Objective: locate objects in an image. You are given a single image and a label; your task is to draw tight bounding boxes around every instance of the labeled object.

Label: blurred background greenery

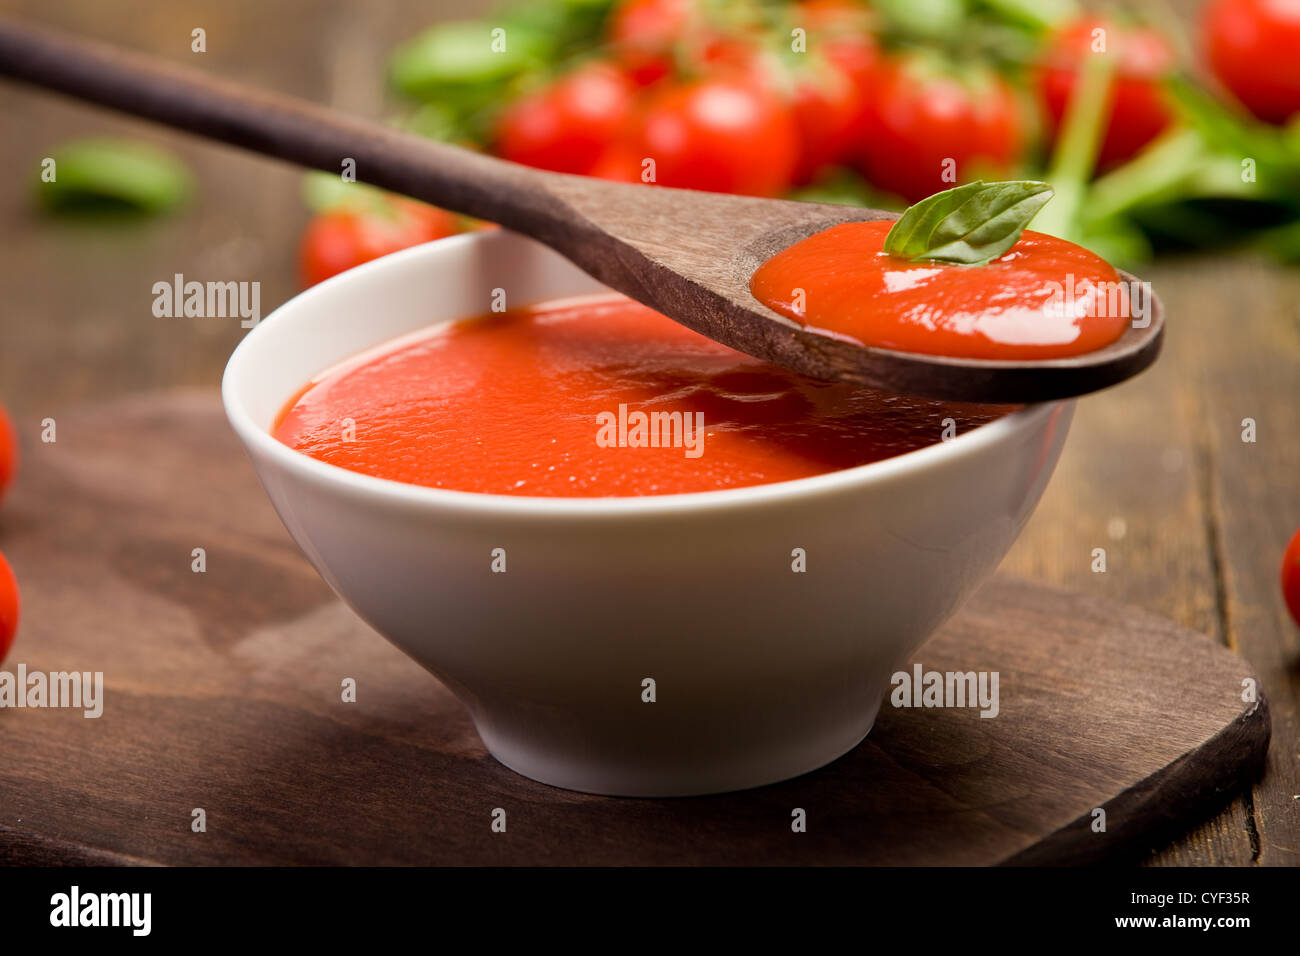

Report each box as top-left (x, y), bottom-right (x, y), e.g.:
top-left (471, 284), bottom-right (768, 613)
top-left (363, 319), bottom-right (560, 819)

top-left (22, 0), bottom-right (1300, 279)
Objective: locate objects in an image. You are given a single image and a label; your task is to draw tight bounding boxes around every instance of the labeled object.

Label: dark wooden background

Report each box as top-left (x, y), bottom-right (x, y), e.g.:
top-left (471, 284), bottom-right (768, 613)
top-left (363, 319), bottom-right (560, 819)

top-left (0, 0), bottom-right (1295, 865)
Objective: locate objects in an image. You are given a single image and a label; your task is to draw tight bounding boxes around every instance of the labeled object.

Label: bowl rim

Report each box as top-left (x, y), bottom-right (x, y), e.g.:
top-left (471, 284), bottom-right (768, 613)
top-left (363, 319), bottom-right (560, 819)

top-left (222, 231), bottom-right (1064, 518)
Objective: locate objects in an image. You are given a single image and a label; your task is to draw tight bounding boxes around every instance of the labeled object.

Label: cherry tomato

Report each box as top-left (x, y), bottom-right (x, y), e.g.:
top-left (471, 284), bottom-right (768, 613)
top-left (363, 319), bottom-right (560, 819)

top-left (790, 59), bottom-right (862, 183)
top-left (493, 62), bottom-right (636, 175)
top-left (802, 0), bottom-right (880, 164)
top-left (1037, 17), bottom-right (1176, 170)
top-left (1283, 526), bottom-right (1300, 630)
top-left (0, 404), bottom-right (16, 504)
top-left (857, 53), bottom-right (1025, 204)
top-left (1202, 0), bottom-right (1300, 125)
top-left (299, 198), bottom-right (459, 287)
top-left (0, 551), bottom-right (17, 666)
top-left (633, 75), bottom-right (799, 195)
top-left (589, 144), bottom-right (646, 183)
top-left (607, 0), bottom-right (695, 86)
top-left (697, 31), bottom-right (771, 77)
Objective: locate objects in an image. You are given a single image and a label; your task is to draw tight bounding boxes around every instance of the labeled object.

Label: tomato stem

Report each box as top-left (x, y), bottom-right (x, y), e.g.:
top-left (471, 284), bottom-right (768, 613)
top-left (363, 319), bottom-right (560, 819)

top-left (1034, 43), bottom-right (1114, 240)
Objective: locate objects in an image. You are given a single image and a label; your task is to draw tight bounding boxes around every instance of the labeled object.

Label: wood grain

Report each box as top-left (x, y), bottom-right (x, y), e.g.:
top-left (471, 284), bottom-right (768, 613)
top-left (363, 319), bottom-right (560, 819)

top-left (0, 393), bottom-right (1270, 865)
top-left (0, 14), bottom-right (1163, 403)
top-left (1001, 255), bottom-right (1300, 866)
top-left (1180, 258), bottom-right (1300, 866)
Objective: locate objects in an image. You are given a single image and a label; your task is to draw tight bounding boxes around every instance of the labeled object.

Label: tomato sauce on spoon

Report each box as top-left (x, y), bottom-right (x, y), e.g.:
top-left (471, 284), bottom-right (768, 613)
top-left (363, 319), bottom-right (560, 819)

top-left (750, 220), bottom-right (1130, 360)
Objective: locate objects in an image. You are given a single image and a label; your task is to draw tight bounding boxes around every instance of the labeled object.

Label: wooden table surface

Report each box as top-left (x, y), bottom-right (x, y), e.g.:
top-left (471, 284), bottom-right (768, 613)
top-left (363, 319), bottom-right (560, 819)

top-left (0, 0), bottom-right (1296, 866)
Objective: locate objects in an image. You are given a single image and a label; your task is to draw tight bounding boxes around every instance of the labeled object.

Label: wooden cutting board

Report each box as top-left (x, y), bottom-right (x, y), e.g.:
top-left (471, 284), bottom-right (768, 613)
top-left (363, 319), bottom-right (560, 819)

top-left (0, 391), bottom-right (1270, 865)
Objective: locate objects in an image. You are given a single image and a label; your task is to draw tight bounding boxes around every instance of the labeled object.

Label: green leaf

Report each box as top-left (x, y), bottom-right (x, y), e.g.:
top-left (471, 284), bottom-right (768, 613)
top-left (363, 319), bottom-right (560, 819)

top-left (398, 103), bottom-right (469, 143)
top-left (788, 168), bottom-right (888, 208)
top-left (1252, 217), bottom-right (1300, 263)
top-left (874, 0), bottom-right (967, 45)
top-left (973, 0), bottom-right (1077, 32)
top-left (388, 20), bottom-right (549, 100)
top-left (300, 171), bottom-right (393, 215)
top-left (883, 181), bottom-right (1055, 266)
top-left (1075, 216), bottom-right (1151, 269)
top-left (1032, 47), bottom-right (1114, 242)
top-left (35, 139), bottom-right (192, 216)
top-left (1164, 73), bottom-right (1286, 166)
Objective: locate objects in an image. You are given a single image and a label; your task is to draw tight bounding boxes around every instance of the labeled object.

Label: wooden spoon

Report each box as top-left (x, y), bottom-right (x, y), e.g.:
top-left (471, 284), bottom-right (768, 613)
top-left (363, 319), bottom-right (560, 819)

top-left (0, 17), bottom-right (1163, 403)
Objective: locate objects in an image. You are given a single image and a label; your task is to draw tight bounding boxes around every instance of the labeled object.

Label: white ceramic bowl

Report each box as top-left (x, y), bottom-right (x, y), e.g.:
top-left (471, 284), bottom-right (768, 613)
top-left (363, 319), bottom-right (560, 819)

top-left (223, 230), bottom-right (1073, 796)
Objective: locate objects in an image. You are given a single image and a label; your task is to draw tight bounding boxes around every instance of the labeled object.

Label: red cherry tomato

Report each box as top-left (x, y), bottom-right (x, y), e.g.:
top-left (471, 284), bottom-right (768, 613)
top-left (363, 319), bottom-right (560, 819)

top-left (493, 62), bottom-right (636, 175)
top-left (825, 38), bottom-right (880, 157)
top-left (607, 0), bottom-right (695, 86)
top-left (0, 551), bottom-right (17, 666)
top-left (589, 144), bottom-right (646, 183)
top-left (299, 199), bottom-right (458, 287)
top-left (1037, 17), bottom-right (1176, 170)
top-left (696, 29), bottom-right (773, 77)
top-left (0, 404), bottom-right (16, 504)
top-left (1283, 526), bottom-right (1300, 630)
top-left (633, 76), bottom-right (799, 195)
top-left (857, 53), bottom-right (1024, 204)
top-left (802, 0), bottom-right (880, 164)
top-left (790, 59), bottom-right (862, 183)
top-left (798, 0), bottom-right (866, 28)
top-left (1202, 0), bottom-right (1300, 125)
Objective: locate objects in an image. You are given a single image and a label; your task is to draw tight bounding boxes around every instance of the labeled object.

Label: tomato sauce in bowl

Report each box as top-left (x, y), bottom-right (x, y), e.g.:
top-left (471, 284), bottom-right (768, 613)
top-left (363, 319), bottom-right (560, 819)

top-left (274, 292), bottom-right (1010, 497)
top-left (226, 229), bottom-right (1076, 795)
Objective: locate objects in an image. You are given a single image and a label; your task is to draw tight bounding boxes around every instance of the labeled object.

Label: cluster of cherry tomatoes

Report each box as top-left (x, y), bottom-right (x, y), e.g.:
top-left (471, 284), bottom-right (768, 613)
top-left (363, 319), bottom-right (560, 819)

top-left (491, 0), bottom-right (1300, 194)
top-left (494, 0), bottom-right (1024, 200)
top-left (297, 0), bottom-right (1300, 287)
top-left (0, 405), bottom-right (18, 665)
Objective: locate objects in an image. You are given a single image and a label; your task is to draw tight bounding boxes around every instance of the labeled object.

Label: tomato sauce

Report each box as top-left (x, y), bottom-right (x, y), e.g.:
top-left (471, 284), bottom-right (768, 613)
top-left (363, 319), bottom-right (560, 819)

top-left (750, 221), bottom-right (1130, 360)
top-left (274, 293), bottom-right (1009, 497)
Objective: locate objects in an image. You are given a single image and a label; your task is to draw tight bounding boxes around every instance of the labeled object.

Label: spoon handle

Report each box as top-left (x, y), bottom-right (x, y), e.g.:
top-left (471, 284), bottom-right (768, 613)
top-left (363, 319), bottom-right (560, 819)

top-left (0, 16), bottom-right (570, 234)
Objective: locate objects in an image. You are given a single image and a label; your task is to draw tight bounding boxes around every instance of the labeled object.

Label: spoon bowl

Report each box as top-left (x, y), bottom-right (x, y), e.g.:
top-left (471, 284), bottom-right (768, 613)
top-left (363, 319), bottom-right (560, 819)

top-left (538, 178), bottom-right (1164, 401)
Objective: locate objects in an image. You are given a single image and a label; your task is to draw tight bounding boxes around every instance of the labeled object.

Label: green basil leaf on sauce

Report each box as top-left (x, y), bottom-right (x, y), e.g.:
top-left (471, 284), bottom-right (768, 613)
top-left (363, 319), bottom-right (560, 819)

top-left (883, 180), bottom-right (1055, 266)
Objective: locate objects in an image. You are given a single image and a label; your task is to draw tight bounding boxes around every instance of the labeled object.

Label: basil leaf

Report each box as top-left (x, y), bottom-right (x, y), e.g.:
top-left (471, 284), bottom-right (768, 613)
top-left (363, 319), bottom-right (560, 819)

top-left (977, 0), bottom-right (1077, 31)
top-left (301, 171), bottom-right (394, 216)
top-left (35, 139), bottom-right (192, 216)
top-left (883, 180), bottom-right (1055, 266)
top-left (389, 20), bottom-right (549, 99)
top-left (875, 0), bottom-right (967, 45)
